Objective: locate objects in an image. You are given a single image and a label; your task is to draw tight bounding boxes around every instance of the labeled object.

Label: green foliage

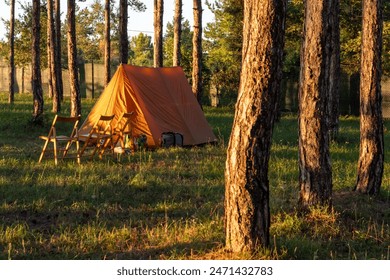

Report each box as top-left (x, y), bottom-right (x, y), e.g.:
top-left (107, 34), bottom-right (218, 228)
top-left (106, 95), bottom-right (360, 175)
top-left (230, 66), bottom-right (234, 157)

top-left (76, 1), bottom-right (105, 62)
top-left (163, 20), bottom-right (193, 75)
top-left (283, 0), bottom-right (303, 77)
top-left (129, 33), bottom-right (153, 66)
top-left (204, 0), bottom-right (243, 98)
top-left (0, 2), bottom-right (48, 67)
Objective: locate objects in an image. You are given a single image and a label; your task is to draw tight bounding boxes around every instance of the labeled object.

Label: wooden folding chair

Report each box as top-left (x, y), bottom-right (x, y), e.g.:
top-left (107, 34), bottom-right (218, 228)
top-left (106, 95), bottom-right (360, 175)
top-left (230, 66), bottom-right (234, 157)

top-left (112, 112), bottom-right (135, 154)
top-left (78, 114), bottom-right (115, 159)
top-left (38, 115), bottom-right (81, 165)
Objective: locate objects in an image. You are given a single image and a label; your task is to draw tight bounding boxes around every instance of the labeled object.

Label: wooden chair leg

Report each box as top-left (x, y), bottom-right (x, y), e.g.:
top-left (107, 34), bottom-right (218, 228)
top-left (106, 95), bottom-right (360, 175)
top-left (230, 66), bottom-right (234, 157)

top-left (38, 139), bottom-right (50, 163)
top-left (63, 140), bottom-right (73, 158)
top-left (76, 140), bottom-right (80, 164)
top-left (53, 140), bottom-right (58, 165)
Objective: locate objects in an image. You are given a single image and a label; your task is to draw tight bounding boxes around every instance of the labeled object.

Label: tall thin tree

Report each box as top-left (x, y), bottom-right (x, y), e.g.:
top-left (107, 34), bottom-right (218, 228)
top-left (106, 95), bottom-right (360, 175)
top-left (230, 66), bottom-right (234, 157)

top-left (298, 0), bottom-right (334, 208)
top-left (192, 0), bottom-right (202, 105)
top-left (8, 0), bottom-right (15, 104)
top-left (355, 0), bottom-right (384, 195)
top-left (32, 0), bottom-right (44, 119)
top-left (104, 0), bottom-right (111, 87)
top-left (173, 0), bottom-right (182, 66)
top-left (119, 0), bottom-right (128, 64)
top-left (67, 0), bottom-right (81, 117)
top-left (54, 0), bottom-right (64, 101)
top-left (225, 0), bottom-right (287, 252)
top-left (48, 0), bottom-right (61, 112)
top-left (154, 0), bottom-right (164, 67)
top-left (328, 1), bottom-right (341, 138)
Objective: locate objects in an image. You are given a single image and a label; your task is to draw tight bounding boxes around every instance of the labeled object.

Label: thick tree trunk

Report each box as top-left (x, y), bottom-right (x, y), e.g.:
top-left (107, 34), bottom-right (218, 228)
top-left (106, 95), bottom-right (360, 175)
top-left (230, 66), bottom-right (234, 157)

top-left (32, 0), bottom-right (44, 119)
top-left (225, 0), bottom-right (286, 252)
top-left (328, 1), bottom-right (341, 139)
top-left (119, 0), bottom-right (128, 64)
top-left (154, 0), bottom-right (164, 67)
top-left (104, 0), bottom-right (111, 87)
top-left (355, 0), bottom-right (384, 195)
top-left (54, 0), bottom-right (63, 101)
top-left (67, 0), bottom-right (81, 117)
top-left (192, 0), bottom-right (202, 105)
top-left (298, 1), bottom-right (333, 208)
top-left (8, 0), bottom-right (15, 104)
top-left (48, 0), bottom-right (61, 113)
top-left (173, 0), bottom-right (182, 66)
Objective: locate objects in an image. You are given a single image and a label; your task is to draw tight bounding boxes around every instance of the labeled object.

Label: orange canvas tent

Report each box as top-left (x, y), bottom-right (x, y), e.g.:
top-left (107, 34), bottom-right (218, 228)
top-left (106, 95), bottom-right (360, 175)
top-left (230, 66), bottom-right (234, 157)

top-left (79, 64), bottom-right (217, 148)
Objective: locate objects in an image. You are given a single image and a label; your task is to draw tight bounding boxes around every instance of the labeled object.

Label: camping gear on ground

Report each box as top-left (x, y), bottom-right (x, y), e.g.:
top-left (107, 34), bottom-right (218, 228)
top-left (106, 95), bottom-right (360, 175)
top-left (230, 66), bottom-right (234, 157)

top-left (161, 132), bottom-right (184, 147)
top-left (78, 64), bottom-right (217, 148)
top-left (38, 115), bottom-right (81, 165)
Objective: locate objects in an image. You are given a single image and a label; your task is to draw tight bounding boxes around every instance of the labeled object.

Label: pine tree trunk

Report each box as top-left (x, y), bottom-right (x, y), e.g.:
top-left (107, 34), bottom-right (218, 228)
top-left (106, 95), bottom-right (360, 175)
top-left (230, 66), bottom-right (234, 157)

top-left (328, 1), bottom-right (341, 139)
top-left (173, 0), bottom-right (182, 66)
top-left (47, 30), bottom-right (53, 100)
top-left (355, 0), bottom-right (384, 195)
top-left (67, 0), bottom-right (81, 117)
top-left (225, 0), bottom-right (286, 252)
top-left (154, 0), bottom-right (164, 67)
top-left (48, 0), bottom-right (61, 113)
top-left (104, 0), bottom-right (111, 87)
top-left (192, 0), bottom-right (202, 105)
top-left (298, 1), bottom-right (333, 208)
top-left (54, 0), bottom-right (63, 101)
top-left (8, 0), bottom-right (15, 104)
top-left (119, 0), bottom-right (128, 64)
top-left (32, 0), bottom-right (44, 119)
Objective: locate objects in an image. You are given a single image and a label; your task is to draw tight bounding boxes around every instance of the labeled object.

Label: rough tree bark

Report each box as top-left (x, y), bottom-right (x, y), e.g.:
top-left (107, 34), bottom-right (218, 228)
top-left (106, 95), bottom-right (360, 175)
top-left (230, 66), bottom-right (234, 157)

top-left (355, 0), bottom-right (384, 195)
top-left (154, 0), bottom-right (164, 67)
top-left (119, 0), bottom-right (128, 64)
top-left (48, 0), bottom-right (61, 113)
top-left (192, 0), bottom-right (202, 105)
top-left (54, 0), bottom-right (64, 101)
top-left (104, 0), bottom-right (111, 87)
top-left (32, 0), bottom-right (44, 119)
top-left (173, 0), bottom-right (182, 66)
top-left (8, 0), bottom-right (15, 104)
top-left (67, 0), bottom-right (81, 117)
top-left (225, 0), bottom-right (286, 252)
top-left (298, 1), bottom-right (334, 208)
top-left (328, 1), bottom-right (341, 139)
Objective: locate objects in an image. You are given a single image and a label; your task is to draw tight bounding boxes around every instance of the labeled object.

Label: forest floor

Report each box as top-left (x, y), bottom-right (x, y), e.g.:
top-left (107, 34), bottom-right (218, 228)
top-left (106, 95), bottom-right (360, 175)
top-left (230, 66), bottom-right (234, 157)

top-left (0, 93), bottom-right (389, 259)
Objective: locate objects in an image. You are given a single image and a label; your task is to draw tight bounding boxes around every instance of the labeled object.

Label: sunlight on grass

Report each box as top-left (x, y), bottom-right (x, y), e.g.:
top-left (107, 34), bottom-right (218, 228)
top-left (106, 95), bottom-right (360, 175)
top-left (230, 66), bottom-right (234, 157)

top-left (0, 93), bottom-right (389, 259)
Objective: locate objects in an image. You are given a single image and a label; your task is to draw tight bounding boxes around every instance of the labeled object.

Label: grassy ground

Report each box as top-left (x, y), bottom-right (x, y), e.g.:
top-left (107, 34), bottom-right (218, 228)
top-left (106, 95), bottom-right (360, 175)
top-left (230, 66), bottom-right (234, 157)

top-left (0, 93), bottom-right (389, 260)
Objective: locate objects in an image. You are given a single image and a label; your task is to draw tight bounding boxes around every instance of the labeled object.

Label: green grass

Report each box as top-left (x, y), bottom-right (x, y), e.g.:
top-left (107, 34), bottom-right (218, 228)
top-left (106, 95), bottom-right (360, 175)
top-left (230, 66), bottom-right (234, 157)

top-left (0, 92), bottom-right (389, 259)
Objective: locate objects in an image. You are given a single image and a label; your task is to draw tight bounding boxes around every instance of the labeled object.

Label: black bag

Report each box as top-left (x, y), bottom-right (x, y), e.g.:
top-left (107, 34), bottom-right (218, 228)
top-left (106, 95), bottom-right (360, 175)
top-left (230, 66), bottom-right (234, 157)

top-left (161, 132), bottom-right (183, 147)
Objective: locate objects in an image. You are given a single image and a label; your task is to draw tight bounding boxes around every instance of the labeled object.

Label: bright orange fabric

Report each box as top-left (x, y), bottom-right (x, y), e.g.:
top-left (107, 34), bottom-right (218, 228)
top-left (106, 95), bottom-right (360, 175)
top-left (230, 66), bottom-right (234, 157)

top-left (79, 64), bottom-right (217, 147)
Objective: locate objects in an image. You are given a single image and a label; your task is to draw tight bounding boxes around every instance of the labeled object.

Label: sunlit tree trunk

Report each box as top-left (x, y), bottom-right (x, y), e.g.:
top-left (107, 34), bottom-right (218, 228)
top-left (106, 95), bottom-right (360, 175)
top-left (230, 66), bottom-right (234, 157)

top-left (192, 0), bottom-right (202, 105)
top-left (47, 26), bottom-right (53, 100)
top-left (154, 0), bottom-right (164, 67)
top-left (225, 0), bottom-right (287, 252)
top-left (54, 0), bottom-right (63, 101)
top-left (104, 0), bottom-right (111, 87)
top-left (119, 0), bottom-right (128, 64)
top-left (355, 0), bottom-right (384, 195)
top-left (48, 0), bottom-right (61, 113)
top-left (298, 1), bottom-right (334, 208)
top-left (173, 0), bottom-right (182, 66)
top-left (67, 0), bottom-right (81, 117)
top-left (32, 0), bottom-right (44, 119)
top-left (328, 0), bottom-right (340, 139)
top-left (8, 0), bottom-right (15, 104)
